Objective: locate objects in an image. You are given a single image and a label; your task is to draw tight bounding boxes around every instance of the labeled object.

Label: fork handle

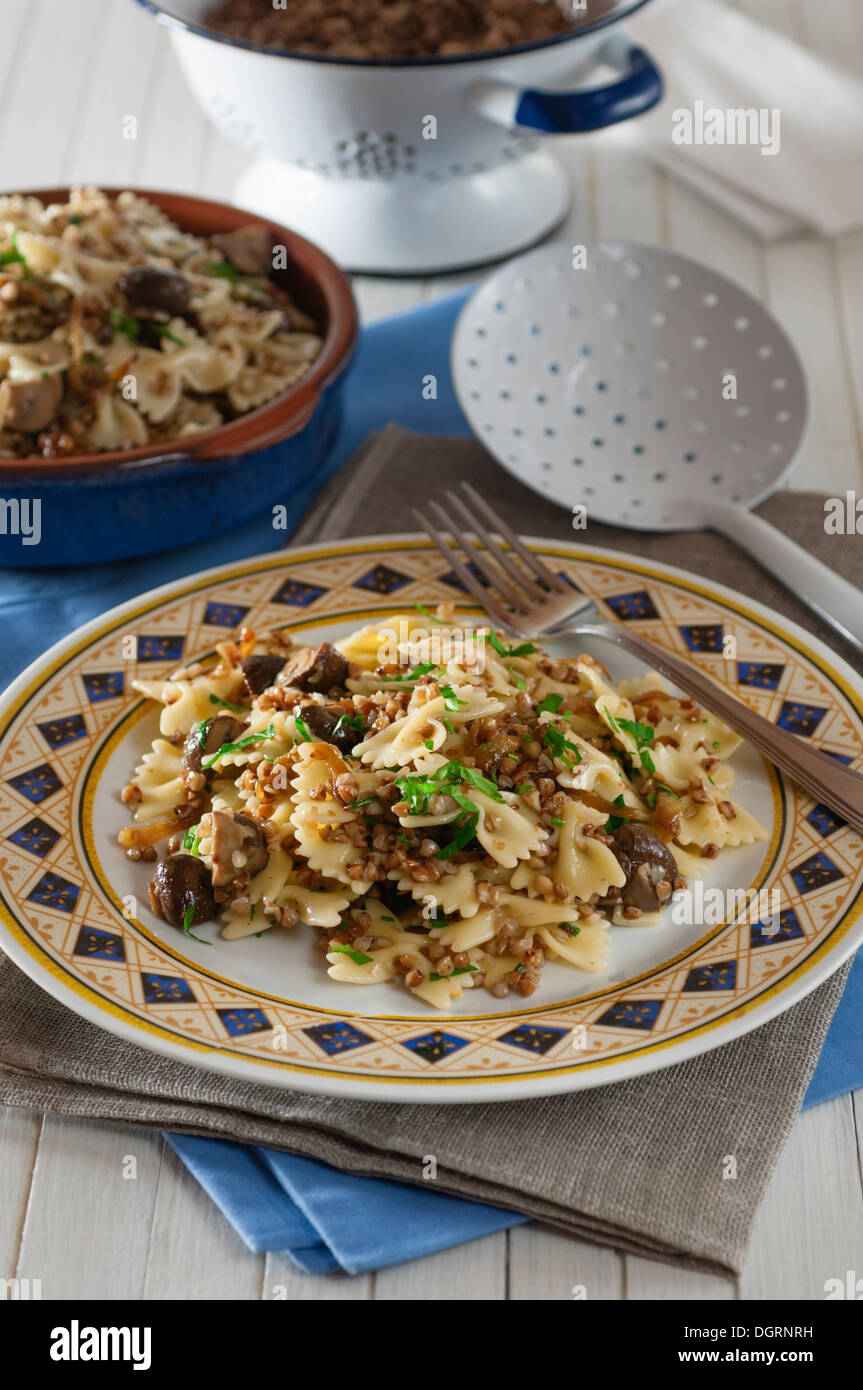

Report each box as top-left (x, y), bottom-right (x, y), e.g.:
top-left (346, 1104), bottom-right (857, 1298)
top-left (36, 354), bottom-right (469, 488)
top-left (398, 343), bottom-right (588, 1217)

top-left (576, 622), bottom-right (863, 834)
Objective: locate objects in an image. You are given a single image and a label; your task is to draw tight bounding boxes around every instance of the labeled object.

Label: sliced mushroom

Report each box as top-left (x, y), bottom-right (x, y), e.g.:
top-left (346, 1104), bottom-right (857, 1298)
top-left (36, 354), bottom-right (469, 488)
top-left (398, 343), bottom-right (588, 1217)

top-left (278, 642), bottom-right (349, 694)
top-left (181, 714), bottom-right (245, 777)
top-left (608, 823), bottom-right (680, 912)
top-left (241, 653), bottom-right (287, 697)
top-left (0, 372), bottom-right (63, 433)
top-left (210, 809), bottom-right (268, 888)
top-left (300, 702), bottom-right (363, 755)
top-left (118, 265), bottom-right (191, 317)
top-left (148, 853), bottom-right (216, 929)
top-left (211, 223), bottom-right (276, 277)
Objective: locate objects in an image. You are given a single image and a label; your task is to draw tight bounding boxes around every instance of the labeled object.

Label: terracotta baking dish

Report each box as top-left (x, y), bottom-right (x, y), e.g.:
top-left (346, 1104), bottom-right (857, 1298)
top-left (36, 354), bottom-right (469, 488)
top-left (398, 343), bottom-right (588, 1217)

top-left (0, 188), bottom-right (358, 564)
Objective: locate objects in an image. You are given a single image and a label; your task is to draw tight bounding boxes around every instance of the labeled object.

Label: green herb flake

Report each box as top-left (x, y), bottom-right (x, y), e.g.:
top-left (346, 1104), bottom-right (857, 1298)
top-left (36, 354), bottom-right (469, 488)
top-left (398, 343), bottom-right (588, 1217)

top-left (560, 922), bottom-right (581, 937)
top-left (332, 713), bottom-right (365, 742)
top-left (329, 943), bottom-right (373, 966)
top-left (68, 212), bottom-right (83, 225)
top-left (109, 307), bottom-right (139, 340)
top-left (484, 631), bottom-right (536, 659)
top-left (508, 667), bottom-right (527, 691)
top-left (543, 725), bottom-right (582, 766)
top-left (515, 784), bottom-right (533, 795)
top-left (550, 816), bottom-right (565, 827)
top-left (712, 740), bottom-right (720, 750)
top-left (439, 685), bottom-right (468, 713)
top-left (294, 716), bottom-right (312, 744)
top-left (443, 717), bottom-right (454, 736)
top-left (391, 662), bottom-right (437, 684)
top-left (208, 259), bottom-right (239, 281)
top-left (639, 748), bottom-right (656, 776)
top-left (181, 903), bottom-right (210, 946)
top-left (202, 722), bottom-right (276, 769)
top-left (603, 793), bottom-right (628, 833)
top-left (537, 693), bottom-right (563, 716)
top-left (429, 965), bottom-right (477, 982)
top-left (424, 739), bottom-right (434, 750)
top-left (209, 693), bottom-right (245, 714)
top-left (0, 232), bottom-right (27, 268)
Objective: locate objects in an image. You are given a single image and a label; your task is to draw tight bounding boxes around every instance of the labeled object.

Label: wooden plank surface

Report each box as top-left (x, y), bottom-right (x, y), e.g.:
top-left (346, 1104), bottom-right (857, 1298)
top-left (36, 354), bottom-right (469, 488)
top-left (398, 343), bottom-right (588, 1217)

top-left (0, 0), bottom-right (861, 1300)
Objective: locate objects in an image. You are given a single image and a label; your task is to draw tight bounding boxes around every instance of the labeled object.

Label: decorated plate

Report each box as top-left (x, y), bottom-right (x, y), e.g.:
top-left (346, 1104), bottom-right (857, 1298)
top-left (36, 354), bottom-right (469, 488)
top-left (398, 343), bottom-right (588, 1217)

top-left (0, 536), bottom-right (860, 1102)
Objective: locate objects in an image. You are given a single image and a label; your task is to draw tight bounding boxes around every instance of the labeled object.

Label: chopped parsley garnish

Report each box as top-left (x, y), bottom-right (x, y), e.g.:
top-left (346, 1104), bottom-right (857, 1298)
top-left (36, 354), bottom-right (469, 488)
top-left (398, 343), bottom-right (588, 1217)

top-left (68, 212), bottom-right (83, 225)
top-left (712, 740), bottom-right (720, 750)
top-left (294, 716), bottom-right (312, 743)
top-left (550, 816), bottom-right (565, 827)
top-left (380, 915), bottom-right (395, 923)
top-left (332, 713), bottom-right (365, 742)
top-left (390, 663), bottom-right (437, 683)
top-left (329, 943), bottom-right (373, 966)
top-left (202, 722), bottom-right (276, 769)
top-left (436, 814), bottom-right (479, 861)
top-left (514, 962), bottom-right (525, 973)
top-left (413, 602), bottom-right (440, 622)
top-left (0, 232), bottom-right (27, 268)
top-left (439, 685), bottom-right (468, 712)
top-left (515, 784), bottom-right (533, 794)
top-left (429, 965), bottom-right (477, 982)
top-left (655, 783), bottom-right (681, 799)
top-left (559, 922), bottom-right (581, 937)
top-left (639, 748), bottom-right (656, 776)
top-left (543, 725), bottom-right (582, 766)
top-left (616, 715), bottom-right (655, 746)
top-left (603, 793), bottom-right (628, 833)
top-left (109, 308), bottom-right (139, 340)
top-left (154, 323), bottom-right (183, 346)
top-left (182, 903), bottom-right (210, 945)
top-left (196, 719), bottom-right (209, 749)
top-left (537, 693), bottom-right (563, 716)
top-left (424, 739), bottom-right (434, 750)
top-left (208, 259), bottom-right (239, 281)
top-left (508, 666), bottom-right (527, 691)
top-left (443, 717), bottom-right (454, 736)
top-left (484, 631), bottom-right (536, 659)
top-left (349, 793), bottom-right (377, 810)
top-left (182, 826), bottom-right (201, 855)
top-left (209, 694), bottom-right (245, 713)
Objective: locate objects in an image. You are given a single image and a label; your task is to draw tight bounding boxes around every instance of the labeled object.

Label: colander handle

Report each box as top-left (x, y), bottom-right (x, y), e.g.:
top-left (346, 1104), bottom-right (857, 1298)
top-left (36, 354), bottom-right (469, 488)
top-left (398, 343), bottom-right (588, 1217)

top-left (474, 35), bottom-right (663, 135)
top-left (709, 502), bottom-right (863, 657)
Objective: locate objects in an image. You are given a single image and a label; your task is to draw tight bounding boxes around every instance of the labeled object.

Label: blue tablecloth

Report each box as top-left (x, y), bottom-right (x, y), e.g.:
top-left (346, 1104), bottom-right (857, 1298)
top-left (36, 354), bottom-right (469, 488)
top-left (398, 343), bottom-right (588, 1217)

top-left (1, 291), bottom-right (859, 1274)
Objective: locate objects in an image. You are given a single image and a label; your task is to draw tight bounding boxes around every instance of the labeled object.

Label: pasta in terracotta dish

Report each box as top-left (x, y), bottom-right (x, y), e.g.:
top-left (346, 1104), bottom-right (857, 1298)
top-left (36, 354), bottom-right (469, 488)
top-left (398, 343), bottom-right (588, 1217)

top-left (0, 187), bottom-right (321, 458)
top-left (120, 607), bottom-right (766, 1009)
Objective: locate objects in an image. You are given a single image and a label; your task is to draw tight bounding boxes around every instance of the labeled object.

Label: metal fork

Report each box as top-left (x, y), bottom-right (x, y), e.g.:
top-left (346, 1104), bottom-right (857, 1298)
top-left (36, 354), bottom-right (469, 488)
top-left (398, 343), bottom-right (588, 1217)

top-left (414, 482), bottom-right (863, 835)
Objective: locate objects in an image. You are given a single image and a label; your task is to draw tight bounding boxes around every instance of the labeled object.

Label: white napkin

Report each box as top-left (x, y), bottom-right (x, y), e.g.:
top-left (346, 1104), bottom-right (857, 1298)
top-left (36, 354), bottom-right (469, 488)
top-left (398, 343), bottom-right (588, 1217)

top-left (616, 0), bottom-right (863, 238)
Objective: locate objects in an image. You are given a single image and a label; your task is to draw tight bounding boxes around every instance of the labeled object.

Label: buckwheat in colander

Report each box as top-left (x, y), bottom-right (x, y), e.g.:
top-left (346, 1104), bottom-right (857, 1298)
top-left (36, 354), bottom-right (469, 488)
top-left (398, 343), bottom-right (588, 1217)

top-left (137, 0), bottom-right (662, 273)
top-left (452, 240), bottom-right (863, 653)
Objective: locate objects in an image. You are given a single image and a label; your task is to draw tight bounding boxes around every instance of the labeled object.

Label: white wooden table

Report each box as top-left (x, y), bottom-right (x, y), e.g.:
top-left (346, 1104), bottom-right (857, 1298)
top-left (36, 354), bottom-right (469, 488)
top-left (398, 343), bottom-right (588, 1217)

top-left (1, 0), bottom-right (862, 1301)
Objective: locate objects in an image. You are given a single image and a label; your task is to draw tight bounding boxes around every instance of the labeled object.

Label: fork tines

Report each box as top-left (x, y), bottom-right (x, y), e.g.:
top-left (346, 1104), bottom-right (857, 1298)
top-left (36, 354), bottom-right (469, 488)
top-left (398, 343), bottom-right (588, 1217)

top-left (413, 483), bottom-right (569, 631)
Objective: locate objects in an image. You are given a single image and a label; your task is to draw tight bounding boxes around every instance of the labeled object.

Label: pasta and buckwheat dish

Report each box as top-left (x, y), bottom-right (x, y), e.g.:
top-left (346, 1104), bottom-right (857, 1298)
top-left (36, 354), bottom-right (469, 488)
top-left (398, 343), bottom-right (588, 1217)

top-left (120, 607), bottom-right (766, 1009)
top-left (0, 188), bottom-right (321, 458)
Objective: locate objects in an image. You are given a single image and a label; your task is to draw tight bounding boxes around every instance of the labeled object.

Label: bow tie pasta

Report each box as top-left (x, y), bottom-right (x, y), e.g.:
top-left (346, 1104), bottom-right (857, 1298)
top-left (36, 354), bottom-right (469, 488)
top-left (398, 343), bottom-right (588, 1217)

top-left (119, 609), bottom-right (766, 1009)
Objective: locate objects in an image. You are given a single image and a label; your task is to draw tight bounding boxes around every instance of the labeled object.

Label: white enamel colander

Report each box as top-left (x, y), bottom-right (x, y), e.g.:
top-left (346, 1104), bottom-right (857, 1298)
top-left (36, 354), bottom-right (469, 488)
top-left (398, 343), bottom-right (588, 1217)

top-left (136, 0), bottom-right (662, 273)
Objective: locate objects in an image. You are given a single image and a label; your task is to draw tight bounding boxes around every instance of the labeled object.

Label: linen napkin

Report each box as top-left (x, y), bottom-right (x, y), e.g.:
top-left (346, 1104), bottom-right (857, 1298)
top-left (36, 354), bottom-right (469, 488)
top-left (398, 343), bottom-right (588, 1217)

top-left (0, 420), bottom-right (859, 1276)
top-left (621, 0), bottom-right (863, 238)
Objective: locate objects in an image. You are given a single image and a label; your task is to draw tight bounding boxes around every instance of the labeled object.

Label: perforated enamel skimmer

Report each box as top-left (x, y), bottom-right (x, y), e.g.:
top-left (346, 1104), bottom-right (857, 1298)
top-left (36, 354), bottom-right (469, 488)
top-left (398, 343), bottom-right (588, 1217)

top-left (452, 240), bottom-right (863, 653)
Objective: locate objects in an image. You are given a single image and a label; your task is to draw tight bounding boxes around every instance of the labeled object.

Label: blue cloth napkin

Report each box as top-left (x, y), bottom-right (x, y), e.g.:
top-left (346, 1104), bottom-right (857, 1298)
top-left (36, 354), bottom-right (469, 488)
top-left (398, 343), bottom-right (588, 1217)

top-left (1, 292), bottom-right (858, 1275)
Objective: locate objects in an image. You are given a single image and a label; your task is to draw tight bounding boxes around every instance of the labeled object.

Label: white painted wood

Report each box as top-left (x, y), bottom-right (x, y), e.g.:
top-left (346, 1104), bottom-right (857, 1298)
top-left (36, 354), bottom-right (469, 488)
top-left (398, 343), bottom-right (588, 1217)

top-left (374, 1229), bottom-right (507, 1299)
top-left (510, 1224), bottom-right (624, 1300)
top-left (264, 1253), bottom-right (373, 1301)
top-left (0, 1108), bottom-right (41, 1279)
top-left (626, 1258), bottom-right (735, 1301)
top-left (142, 1140), bottom-right (263, 1300)
top-left (15, 1116), bottom-right (161, 1300)
top-left (740, 1094), bottom-right (863, 1300)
